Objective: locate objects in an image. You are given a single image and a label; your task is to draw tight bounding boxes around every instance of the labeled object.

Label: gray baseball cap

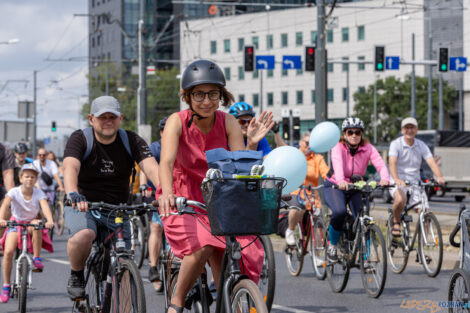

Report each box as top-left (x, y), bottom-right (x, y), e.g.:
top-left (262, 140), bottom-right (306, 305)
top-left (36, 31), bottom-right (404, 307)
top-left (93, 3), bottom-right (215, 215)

top-left (90, 96), bottom-right (121, 117)
top-left (20, 163), bottom-right (40, 175)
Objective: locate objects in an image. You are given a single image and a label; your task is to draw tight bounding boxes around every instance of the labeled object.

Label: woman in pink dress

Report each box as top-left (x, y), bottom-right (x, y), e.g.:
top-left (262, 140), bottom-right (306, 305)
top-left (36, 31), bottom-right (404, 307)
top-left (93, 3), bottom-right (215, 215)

top-left (158, 60), bottom-right (273, 313)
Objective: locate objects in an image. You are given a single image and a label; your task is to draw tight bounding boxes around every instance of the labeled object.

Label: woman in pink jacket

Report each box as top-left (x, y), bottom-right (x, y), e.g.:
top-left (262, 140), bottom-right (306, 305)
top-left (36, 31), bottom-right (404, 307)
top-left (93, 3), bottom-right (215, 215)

top-left (324, 117), bottom-right (389, 262)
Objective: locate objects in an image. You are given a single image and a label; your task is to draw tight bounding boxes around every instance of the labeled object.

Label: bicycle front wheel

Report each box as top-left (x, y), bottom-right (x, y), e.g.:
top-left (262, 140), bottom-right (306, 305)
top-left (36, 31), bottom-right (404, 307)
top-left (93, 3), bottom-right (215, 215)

top-left (448, 269), bottom-right (470, 313)
top-left (231, 279), bottom-right (268, 313)
top-left (418, 212), bottom-right (443, 277)
top-left (110, 258), bottom-right (146, 313)
top-left (285, 223), bottom-right (304, 276)
top-left (360, 224), bottom-right (387, 298)
top-left (326, 235), bottom-right (350, 293)
top-left (131, 218), bottom-right (147, 269)
top-left (310, 216), bottom-right (327, 280)
top-left (18, 257), bottom-right (29, 313)
top-left (386, 215), bottom-right (409, 274)
top-left (258, 235), bottom-right (275, 312)
top-left (54, 199), bottom-right (65, 236)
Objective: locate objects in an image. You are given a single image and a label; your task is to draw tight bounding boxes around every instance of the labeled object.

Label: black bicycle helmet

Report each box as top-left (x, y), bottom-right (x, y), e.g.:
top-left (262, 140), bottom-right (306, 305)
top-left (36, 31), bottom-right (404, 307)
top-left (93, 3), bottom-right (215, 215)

top-left (14, 142), bottom-right (28, 154)
top-left (181, 60), bottom-right (226, 90)
top-left (159, 116), bottom-right (168, 131)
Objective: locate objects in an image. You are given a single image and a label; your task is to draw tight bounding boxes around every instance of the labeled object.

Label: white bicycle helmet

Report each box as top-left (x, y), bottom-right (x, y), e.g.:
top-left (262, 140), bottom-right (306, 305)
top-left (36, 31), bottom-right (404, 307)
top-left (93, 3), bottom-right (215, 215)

top-left (341, 117), bottom-right (364, 132)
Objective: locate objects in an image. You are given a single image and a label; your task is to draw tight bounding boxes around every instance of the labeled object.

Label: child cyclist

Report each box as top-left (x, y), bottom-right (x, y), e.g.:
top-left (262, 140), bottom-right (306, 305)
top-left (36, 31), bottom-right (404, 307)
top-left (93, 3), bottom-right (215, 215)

top-left (0, 163), bottom-right (54, 303)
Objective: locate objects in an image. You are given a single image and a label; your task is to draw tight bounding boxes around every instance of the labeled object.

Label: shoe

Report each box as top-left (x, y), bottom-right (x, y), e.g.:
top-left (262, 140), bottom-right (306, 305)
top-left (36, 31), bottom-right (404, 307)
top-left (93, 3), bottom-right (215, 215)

top-left (0, 285), bottom-right (10, 303)
top-left (285, 229), bottom-right (296, 246)
top-left (153, 281), bottom-right (163, 293)
top-left (315, 257), bottom-right (325, 267)
top-left (67, 273), bottom-right (85, 300)
top-left (209, 281), bottom-right (217, 300)
top-left (33, 257), bottom-right (44, 272)
top-left (148, 265), bottom-right (160, 282)
top-left (327, 245), bottom-right (338, 262)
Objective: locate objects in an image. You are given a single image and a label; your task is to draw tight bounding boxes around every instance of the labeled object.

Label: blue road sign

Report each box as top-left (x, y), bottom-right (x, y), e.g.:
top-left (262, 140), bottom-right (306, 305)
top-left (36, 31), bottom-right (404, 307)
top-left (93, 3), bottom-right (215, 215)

top-left (256, 55), bottom-right (275, 70)
top-left (44, 137), bottom-right (51, 145)
top-left (282, 55), bottom-right (302, 70)
top-left (385, 56), bottom-right (400, 70)
top-left (450, 57), bottom-right (467, 71)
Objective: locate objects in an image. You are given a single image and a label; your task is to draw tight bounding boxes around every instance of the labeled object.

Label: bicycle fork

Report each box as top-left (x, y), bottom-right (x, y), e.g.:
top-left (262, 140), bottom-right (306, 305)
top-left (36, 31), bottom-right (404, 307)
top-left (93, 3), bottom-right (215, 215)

top-left (16, 229), bottom-right (33, 291)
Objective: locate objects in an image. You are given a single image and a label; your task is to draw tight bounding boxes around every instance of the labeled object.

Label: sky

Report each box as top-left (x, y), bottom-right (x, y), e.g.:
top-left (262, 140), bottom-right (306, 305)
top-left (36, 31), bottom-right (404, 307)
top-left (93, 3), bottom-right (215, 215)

top-left (0, 0), bottom-right (88, 142)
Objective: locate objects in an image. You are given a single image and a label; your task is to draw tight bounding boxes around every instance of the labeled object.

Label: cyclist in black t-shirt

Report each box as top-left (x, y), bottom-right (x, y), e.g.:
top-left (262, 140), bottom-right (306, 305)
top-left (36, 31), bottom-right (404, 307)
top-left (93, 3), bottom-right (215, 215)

top-left (62, 96), bottom-right (160, 300)
top-left (0, 142), bottom-right (15, 254)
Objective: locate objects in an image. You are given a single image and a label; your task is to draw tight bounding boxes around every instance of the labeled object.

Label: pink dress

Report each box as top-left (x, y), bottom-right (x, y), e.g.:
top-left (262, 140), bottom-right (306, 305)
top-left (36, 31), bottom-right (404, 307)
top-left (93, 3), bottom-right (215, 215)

top-left (157, 109), bottom-right (263, 282)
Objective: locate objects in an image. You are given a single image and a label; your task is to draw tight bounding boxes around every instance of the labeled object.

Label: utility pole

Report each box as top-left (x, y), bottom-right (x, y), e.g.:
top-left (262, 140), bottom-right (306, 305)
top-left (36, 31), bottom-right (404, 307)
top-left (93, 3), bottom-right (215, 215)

top-left (438, 73), bottom-right (443, 130)
top-left (346, 65), bottom-right (350, 117)
top-left (411, 33), bottom-right (416, 118)
top-left (259, 70), bottom-right (263, 112)
top-left (137, 0), bottom-right (147, 128)
top-left (373, 76), bottom-right (377, 144)
top-left (427, 9), bottom-right (433, 130)
top-left (315, 0), bottom-right (327, 124)
top-left (33, 70), bottom-right (37, 156)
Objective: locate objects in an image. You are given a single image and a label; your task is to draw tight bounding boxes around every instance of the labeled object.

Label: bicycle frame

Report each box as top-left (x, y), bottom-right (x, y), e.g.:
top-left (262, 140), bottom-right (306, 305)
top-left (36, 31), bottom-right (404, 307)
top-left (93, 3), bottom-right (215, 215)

top-left (15, 226), bottom-right (34, 291)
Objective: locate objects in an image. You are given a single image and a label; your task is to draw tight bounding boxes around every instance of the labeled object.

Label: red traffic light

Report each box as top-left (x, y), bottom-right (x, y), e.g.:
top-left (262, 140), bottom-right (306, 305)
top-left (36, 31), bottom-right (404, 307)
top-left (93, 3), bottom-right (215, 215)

top-left (308, 48), bottom-right (314, 55)
top-left (247, 47), bottom-right (253, 54)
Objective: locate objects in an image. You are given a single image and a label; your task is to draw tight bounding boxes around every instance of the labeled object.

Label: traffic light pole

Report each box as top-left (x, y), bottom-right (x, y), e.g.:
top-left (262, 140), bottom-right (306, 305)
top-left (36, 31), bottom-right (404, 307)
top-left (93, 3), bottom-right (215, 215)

top-left (438, 73), bottom-right (443, 130)
top-left (427, 15), bottom-right (433, 130)
top-left (137, 0), bottom-right (147, 129)
top-left (259, 70), bottom-right (263, 112)
top-left (411, 33), bottom-right (416, 118)
top-left (315, 0), bottom-right (326, 124)
top-left (289, 110), bottom-right (294, 146)
top-left (33, 70), bottom-right (37, 157)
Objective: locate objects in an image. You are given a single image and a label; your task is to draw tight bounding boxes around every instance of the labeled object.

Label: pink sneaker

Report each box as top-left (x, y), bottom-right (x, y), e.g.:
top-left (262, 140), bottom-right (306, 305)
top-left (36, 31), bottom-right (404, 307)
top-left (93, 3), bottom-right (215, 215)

top-left (33, 257), bottom-right (44, 272)
top-left (0, 286), bottom-right (10, 303)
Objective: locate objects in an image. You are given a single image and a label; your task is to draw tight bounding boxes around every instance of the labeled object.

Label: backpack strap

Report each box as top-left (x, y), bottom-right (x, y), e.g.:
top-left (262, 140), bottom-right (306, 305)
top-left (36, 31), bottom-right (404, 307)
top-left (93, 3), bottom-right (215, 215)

top-left (82, 127), bottom-right (94, 161)
top-left (118, 129), bottom-right (133, 159)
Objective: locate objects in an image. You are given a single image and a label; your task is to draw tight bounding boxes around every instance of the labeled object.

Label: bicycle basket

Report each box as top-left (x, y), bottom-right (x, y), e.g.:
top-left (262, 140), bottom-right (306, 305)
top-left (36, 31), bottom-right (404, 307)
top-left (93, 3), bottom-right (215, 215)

top-left (201, 177), bottom-right (286, 236)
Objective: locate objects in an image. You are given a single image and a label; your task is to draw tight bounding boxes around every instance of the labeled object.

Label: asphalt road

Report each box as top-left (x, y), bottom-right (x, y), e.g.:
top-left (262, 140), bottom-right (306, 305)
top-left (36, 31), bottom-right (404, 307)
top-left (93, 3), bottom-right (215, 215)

top-left (0, 234), bottom-right (457, 313)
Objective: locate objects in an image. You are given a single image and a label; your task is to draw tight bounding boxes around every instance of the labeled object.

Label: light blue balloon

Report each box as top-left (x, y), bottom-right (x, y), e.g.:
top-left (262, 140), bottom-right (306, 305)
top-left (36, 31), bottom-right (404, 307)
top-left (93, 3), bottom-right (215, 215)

top-left (309, 121), bottom-right (340, 153)
top-left (263, 146), bottom-right (307, 194)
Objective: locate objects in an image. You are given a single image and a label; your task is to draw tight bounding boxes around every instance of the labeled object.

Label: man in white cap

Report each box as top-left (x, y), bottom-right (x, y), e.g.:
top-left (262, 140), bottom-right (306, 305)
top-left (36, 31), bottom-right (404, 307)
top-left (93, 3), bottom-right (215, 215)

top-left (62, 96), bottom-right (160, 300)
top-left (388, 117), bottom-right (445, 237)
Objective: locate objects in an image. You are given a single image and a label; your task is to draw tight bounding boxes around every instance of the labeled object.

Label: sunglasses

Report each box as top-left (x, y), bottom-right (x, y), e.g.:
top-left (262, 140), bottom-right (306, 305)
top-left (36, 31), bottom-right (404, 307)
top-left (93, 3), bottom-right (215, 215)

top-left (238, 118), bottom-right (252, 126)
top-left (347, 130), bottom-right (362, 136)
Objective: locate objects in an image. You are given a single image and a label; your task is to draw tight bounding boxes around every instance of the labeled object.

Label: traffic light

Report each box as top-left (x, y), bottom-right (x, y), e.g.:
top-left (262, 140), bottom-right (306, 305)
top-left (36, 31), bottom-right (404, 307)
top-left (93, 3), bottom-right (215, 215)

top-left (305, 46), bottom-right (315, 71)
top-left (374, 46), bottom-right (385, 71)
top-left (282, 117), bottom-right (290, 141)
top-left (244, 46), bottom-right (254, 72)
top-left (293, 117), bottom-right (300, 141)
top-left (51, 121), bottom-right (56, 132)
top-left (439, 48), bottom-right (448, 72)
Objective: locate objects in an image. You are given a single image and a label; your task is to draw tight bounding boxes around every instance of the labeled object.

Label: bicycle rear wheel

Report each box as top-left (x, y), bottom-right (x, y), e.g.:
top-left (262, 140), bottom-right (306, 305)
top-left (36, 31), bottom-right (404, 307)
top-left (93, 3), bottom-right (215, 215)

top-left (258, 235), bottom-right (275, 312)
top-left (231, 279), bottom-right (268, 313)
top-left (18, 257), bottom-right (29, 313)
top-left (326, 235), bottom-right (349, 293)
top-left (448, 269), bottom-right (470, 313)
top-left (110, 258), bottom-right (146, 313)
top-left (386, 215), bottom-right (409, 274)
top-left (131, 218), bottom-right (147, 269)
top-left (285, 223), bottom-right (304, 276)
top-left (360, 224), bottom-right (387, 298)
top-left (84, 260), bottom-right (104, 312)
top-left (310, 216), bottom-right (327, 280)
top-left (418, 212), bottom-right (443, 277)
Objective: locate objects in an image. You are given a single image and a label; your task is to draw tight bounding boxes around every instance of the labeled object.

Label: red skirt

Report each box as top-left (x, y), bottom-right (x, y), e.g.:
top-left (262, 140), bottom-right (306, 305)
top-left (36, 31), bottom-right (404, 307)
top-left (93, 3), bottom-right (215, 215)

top-left (0, 217), bottom-right (53, 254)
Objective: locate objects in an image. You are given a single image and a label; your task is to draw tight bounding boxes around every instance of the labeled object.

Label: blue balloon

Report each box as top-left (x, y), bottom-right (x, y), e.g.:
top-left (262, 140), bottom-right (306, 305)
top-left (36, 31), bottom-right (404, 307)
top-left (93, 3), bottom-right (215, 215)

top-left (309, 121), bottom-right (340, 153)
top-left (263, 146), bottom-right (307, 194)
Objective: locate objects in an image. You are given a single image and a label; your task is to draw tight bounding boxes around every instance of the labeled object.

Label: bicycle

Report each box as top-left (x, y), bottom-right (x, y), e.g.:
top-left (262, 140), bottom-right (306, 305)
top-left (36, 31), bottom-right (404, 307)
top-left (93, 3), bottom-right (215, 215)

top-left (257, 235), bottom-right (275, 312)
top-left (325, 181), bottom-right (388, 298)
top-left (385, 180), bottom-right (443, 277)
top-left (130, 214), bottom-right (146, 269)
top-left (2, 221), bottom-right (48, 313)
top-left (52, 190), bottom-right (65, 236)
top-left (283, 185), bottom-right (328, 280)
top-left (70, 201), bottom-right (156, 313)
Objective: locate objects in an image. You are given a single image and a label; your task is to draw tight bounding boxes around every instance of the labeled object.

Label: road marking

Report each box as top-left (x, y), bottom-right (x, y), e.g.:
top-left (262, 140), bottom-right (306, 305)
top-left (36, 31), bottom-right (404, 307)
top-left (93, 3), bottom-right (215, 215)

top-left (49, 258), bottom-right (70, 265)
top-left (272, 304), bottom-right (314, 313)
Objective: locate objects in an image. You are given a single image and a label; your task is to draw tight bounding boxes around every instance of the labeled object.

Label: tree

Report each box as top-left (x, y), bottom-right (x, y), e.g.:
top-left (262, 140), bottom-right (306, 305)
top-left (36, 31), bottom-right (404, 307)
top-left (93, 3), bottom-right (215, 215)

top-left (352, 75), bottom-right (458, 144)
top-left (83, 64), bottom-right (180, 141)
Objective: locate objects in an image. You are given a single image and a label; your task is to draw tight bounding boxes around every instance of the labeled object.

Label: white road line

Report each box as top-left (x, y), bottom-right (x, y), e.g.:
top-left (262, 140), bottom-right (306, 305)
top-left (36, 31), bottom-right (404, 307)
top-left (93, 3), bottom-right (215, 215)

top-left (272, 304), bottom-right (315, 313)
top-left (48, 258), bottom-right (70, 265)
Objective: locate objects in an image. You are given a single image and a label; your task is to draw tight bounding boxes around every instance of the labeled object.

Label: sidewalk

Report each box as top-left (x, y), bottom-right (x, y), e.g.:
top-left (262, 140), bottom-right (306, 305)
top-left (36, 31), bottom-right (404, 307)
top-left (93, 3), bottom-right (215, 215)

top-left (270, 206), bottom-right (461, 270)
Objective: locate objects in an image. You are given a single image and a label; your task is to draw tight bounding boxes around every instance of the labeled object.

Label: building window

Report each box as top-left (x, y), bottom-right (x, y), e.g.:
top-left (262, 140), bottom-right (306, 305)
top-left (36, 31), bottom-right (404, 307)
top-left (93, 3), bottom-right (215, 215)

top-left (282, 91), bottom-right (288, 105)
top-left (253, 94), bottom-right (259, 107)
top-left (311, 31), bottom-right (317, 45)
top-left (92, 0), bottom-right (95, 7)
top-left (92, 37), bottom-right (95, 48)
top-left (252, 36), bottom-right (259, 49)
top-left (267, 69), bottom-right (273, 77)
top-left (327, 63), bottom-right (334, 72)
top-left (253, 69), bottom-right (258, 79)
top-left (238, 66), bottom-right (244, 80)
top-left (238, 38), bottom-right (244, 52)
top-left (281, 33), bottom-right (288, 47)
top-left (358, 86), bottom-right (365, 94)
top-left (342, 87), bottom-right (348, 101)
top-left (266, 34), bottom-right (273, 50)
top-left (296, 68), bottom-right (303, 75)
top-left (296, 90), bottom-right (303, 105)
top-left (224, 39), bottom-right (230, 53)
top-left (311, 90), bottom-right (316, 103)
top-left (327, 89), bottom-right (334, 102)
top-left (357, 25), bottom-right (365, 41)
top-left (296, 32), bottom-right (303, 46)
top-left (327, 30), bottom-right (333, 43)
top-left (282, 69), bottom-right (288, 77)
top-left (210, 41), bottom-right (216, 54)
top-left (239, 94), bottom-right (245, 102)
top-left (342, 27), bottom-right (349, 42)
top-left (342, 57), bottom-right (349, 72)
top-left (224, 67), bottom-right (231, 81)
top-left (358, 56), bottom-right (365, 71)
top-left (267, 92), bottom-right (273, 106)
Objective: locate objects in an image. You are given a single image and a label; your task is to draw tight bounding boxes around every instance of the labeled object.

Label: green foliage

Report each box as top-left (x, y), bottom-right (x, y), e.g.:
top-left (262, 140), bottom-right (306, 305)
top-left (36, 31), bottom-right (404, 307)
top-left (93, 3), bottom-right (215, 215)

top-left (352, 75), bottom-right (458, 144)
top-left (83, 64), bottom-right (180, 141)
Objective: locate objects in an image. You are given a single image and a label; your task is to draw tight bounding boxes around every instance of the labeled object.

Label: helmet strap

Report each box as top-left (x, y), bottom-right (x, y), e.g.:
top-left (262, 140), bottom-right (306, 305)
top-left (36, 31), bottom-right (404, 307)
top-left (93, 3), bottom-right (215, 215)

top-left (187, 105), bottom-right (208, 128)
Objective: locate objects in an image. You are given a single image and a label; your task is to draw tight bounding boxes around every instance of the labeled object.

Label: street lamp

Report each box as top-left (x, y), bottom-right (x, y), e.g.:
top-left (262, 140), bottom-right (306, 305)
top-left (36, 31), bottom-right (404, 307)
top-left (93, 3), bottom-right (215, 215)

top-left (0, 38), bottom-right (20, 45)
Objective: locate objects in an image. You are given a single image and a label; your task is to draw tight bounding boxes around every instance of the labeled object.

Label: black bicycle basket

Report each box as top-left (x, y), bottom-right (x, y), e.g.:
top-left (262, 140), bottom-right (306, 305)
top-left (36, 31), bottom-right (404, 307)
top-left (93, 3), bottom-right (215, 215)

top-left (201, 177), bottom-right (285, 236)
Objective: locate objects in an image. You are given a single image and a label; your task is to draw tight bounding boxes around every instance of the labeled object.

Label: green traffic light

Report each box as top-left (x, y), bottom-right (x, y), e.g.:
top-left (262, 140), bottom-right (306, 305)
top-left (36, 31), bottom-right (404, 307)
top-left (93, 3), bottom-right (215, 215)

top-left (441, 64), bottom-right (447, 71)
top-left (377, 63), bottom-right (383, 70)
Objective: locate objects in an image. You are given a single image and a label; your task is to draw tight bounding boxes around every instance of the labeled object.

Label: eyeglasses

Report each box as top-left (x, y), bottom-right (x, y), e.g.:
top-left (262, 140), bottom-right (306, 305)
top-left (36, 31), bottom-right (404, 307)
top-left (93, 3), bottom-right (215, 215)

top-left (238, 118), bottom-right (252, 126)
top-left (347, 130), bottom-right (362, 136)
top-left (38, 154), bottom-right (46, 157)
top-left (191, 90), bottom-right (221, 102)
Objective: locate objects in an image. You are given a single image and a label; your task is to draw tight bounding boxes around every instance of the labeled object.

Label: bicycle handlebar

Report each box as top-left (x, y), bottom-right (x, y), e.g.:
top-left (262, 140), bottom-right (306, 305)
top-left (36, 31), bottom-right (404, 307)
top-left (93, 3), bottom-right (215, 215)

top-left (2, 221), bottom-right (48, 230)
top-left (65, 199), bottom-right (159, 214)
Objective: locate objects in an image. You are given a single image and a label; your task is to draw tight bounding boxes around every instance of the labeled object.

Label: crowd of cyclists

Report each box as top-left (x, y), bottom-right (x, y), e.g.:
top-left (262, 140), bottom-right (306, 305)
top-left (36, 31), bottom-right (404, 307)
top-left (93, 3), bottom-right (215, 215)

top-left (0, 59), bottom-right (449, 310)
